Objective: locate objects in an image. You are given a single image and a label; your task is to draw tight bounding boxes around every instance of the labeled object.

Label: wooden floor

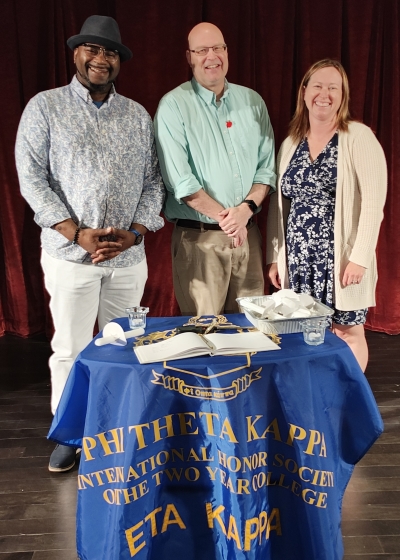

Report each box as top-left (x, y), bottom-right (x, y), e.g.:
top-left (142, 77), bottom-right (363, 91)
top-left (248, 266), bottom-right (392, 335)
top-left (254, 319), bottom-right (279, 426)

top-left (0, 330), bottom-right (399, 559)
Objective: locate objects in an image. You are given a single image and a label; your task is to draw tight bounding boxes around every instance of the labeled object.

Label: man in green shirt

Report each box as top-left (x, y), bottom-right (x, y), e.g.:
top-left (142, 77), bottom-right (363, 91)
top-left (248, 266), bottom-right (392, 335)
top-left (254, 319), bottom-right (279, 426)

top-left (155, 22), bottom-right (276, 315)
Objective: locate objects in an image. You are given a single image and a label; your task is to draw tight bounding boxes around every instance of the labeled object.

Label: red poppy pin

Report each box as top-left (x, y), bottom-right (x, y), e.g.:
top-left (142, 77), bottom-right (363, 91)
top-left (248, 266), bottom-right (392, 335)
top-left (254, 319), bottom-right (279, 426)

top-left (226, 121), bottom-right (232, 128)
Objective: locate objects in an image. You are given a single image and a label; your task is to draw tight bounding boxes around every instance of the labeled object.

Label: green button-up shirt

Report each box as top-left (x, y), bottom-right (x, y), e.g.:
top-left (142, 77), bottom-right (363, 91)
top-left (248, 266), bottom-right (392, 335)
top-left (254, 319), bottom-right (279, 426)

top-left (154, 79), bottom-right (276, 223)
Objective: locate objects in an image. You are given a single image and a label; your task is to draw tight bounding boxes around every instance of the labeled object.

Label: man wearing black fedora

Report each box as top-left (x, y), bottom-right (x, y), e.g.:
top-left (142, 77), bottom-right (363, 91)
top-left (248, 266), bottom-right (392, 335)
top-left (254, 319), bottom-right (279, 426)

top-left (15, 15), bottom-right (165, 472)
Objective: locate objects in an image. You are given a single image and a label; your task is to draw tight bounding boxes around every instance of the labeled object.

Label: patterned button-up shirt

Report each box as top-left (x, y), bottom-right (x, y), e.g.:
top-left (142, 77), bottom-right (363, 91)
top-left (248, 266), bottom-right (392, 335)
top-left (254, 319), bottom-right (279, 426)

top-left (15, 76), bottom-right (165, 267)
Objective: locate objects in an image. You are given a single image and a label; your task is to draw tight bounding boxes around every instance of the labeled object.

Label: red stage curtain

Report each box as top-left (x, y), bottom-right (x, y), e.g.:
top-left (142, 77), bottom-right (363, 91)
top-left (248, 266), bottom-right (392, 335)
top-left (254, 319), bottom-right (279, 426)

top-left (1, 0), bottom-right (399, 336)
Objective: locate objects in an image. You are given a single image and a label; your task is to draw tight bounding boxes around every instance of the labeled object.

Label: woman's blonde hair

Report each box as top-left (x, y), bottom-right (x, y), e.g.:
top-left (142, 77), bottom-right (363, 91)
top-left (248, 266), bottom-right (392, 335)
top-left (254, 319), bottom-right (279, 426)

top-left (288, 59), bottom-right (352, 142)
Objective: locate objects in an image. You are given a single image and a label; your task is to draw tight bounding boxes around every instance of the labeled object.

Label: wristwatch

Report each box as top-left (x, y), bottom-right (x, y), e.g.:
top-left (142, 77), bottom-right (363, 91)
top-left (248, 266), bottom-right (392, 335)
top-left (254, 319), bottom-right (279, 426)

top-left (129, 228), bottom-right (143, 246)
top-left (242, 199), bottom-right (258, 214)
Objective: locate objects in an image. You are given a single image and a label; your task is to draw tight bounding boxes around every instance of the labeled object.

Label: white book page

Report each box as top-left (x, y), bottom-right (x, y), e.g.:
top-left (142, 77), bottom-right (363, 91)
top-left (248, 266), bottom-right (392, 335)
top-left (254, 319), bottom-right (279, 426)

top-left (134, 332), bottom-right (209, 363)
top-left (206, 332), bottom-right (280, 353)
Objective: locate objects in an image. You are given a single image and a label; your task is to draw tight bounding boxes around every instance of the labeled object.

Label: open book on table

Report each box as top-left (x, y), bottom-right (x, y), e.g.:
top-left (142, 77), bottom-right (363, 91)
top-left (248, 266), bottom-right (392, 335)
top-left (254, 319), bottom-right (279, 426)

top-left (134, 331), bottom-right (280, 364)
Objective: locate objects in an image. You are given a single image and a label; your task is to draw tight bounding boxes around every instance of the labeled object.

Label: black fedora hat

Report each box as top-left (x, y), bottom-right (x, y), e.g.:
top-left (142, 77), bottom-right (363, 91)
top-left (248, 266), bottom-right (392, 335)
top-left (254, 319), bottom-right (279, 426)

top-left (67, 15), bottom-right (132, 62)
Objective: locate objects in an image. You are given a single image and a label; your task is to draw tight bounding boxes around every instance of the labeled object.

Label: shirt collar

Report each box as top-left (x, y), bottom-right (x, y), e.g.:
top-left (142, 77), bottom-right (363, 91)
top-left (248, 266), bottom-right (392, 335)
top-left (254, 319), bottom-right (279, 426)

top-left (191, 78), bottom-right (230, 106)
top-left (71, 75), bottom-right (116, 104)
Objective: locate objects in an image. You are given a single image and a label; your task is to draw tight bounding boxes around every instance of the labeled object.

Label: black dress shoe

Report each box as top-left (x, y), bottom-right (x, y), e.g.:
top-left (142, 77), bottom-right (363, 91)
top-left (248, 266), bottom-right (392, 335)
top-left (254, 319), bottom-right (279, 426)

top-left (48, 444), bottom-right (80, 472)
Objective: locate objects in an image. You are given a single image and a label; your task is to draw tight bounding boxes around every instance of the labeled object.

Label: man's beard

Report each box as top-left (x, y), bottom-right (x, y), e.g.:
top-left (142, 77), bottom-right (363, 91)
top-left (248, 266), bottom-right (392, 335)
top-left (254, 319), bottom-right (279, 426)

top-left (76, 68), bottom-right (112, 92)
top-left (87, 81), bottom-right (111, 92)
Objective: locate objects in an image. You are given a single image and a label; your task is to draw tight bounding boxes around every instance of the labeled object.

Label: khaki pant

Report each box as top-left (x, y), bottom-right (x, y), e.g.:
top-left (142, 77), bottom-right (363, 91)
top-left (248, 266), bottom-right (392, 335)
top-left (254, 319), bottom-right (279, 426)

top-left (171, 222), bottom-right (264, 315)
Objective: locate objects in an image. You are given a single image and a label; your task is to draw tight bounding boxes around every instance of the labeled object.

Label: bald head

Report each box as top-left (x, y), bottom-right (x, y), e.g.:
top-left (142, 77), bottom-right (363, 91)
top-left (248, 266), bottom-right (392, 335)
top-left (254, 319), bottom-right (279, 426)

top-left (186, 22), bottom-right (228, 100)
top-left (188, 22), bottom-right (225, 50)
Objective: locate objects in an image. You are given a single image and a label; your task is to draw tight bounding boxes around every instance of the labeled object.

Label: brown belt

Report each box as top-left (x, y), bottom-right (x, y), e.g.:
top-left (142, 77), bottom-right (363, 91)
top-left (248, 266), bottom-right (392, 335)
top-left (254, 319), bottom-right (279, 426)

top-left (176, 218), bottom-right (253, 231)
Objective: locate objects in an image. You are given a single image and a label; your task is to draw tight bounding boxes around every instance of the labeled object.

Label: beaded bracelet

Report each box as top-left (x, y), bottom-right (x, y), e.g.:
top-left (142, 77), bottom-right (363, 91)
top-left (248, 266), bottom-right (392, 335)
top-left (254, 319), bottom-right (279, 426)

top-left (72, 227), bottom-right (81, 245)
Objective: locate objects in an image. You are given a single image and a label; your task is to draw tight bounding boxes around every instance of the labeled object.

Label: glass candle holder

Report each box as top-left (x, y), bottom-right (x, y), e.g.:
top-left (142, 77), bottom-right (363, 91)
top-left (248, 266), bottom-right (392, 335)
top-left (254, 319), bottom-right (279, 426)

top-left (125, 306), bottom-right (149, 329)
top-left (300, 319), bottom-right (328, 346)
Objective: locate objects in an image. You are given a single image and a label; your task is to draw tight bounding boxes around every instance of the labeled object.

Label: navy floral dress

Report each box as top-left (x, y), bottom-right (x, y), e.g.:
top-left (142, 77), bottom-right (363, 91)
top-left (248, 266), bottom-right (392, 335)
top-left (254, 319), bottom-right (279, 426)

top-left (281, 133), bottom-right (367, 325)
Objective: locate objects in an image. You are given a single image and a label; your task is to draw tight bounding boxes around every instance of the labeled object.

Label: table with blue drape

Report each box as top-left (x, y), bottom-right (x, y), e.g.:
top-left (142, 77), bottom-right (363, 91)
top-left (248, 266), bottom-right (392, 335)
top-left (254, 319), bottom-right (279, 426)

top-left (49, 314), bottom-right (383, 560)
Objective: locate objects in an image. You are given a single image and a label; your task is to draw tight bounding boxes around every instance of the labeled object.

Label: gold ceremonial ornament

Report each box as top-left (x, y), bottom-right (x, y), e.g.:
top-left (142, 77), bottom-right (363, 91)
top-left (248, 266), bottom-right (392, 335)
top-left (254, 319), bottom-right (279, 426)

top-left (134, 328), bottom-right (177, 347)
top-left (183, 315), bottom-right (256, 333)
top-left (133, 315), bottom-right (280, 347)
top-left (184, 315), bottom-right (229, 326)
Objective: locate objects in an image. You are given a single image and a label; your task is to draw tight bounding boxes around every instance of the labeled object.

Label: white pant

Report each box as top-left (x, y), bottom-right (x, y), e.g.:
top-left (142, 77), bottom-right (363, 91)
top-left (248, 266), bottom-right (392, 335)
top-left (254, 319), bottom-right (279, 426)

top-left (41, 250), bottom-right (148, 413)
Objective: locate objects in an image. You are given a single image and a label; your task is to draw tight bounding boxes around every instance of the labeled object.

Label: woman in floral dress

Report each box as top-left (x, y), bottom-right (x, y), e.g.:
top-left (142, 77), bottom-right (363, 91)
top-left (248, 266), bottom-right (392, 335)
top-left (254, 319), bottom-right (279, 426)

top-left (266, 59), bottom-right (387, 371)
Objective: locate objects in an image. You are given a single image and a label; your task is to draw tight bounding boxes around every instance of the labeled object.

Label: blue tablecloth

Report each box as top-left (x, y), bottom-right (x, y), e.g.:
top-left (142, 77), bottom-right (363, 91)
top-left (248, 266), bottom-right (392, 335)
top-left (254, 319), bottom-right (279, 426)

top-left (49, 314), bottom-right (383, 560)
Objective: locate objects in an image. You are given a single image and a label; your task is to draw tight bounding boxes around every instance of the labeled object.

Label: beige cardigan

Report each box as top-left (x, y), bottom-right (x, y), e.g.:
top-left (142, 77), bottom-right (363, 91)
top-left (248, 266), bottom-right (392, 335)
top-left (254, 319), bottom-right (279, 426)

top-left (266, 122), bottom-right (387, 311)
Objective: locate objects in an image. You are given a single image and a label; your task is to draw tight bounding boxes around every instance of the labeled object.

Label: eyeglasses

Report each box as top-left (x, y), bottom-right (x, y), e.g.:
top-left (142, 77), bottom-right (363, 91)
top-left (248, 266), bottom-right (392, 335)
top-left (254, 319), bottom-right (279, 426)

top-left (81, 43), bottom-right (119, 61)
top-left (188, 44), bottom-right (227, 56)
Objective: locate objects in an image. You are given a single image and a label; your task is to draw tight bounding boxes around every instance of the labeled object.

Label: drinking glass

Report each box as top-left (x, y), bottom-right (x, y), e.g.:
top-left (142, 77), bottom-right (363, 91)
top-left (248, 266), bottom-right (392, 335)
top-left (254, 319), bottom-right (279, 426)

top-left (125, 306), bottom-right (149, 329)
top-left (300, 319), bottom-right (328, 346)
